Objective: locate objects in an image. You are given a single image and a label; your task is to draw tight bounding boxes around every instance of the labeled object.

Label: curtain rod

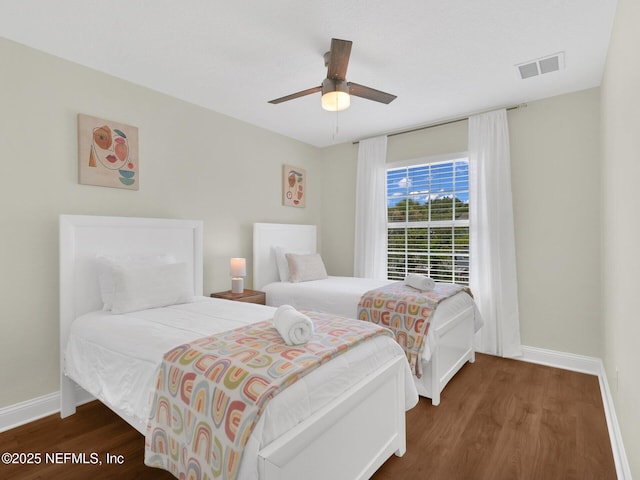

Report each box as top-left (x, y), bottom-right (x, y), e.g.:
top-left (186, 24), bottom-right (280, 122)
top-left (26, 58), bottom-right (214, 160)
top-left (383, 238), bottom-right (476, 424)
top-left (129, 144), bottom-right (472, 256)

top-left (352, 103), bottom-right (527, 145)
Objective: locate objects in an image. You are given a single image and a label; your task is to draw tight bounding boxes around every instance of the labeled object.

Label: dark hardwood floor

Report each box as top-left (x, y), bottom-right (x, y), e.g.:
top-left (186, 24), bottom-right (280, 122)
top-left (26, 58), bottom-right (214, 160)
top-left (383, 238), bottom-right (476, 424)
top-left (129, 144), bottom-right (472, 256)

top-left (373, 354), bottom-right (616, 480)
top-left (0, 354), bottom-right (616, 479)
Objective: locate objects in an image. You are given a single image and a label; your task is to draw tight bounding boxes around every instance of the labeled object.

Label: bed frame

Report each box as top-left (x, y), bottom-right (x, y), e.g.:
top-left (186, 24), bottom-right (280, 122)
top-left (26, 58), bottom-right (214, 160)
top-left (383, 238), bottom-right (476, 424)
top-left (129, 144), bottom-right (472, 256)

top-left (59, 215), bottom-right (408, 480)
top-left (253, 222), bottom-right (477, 406)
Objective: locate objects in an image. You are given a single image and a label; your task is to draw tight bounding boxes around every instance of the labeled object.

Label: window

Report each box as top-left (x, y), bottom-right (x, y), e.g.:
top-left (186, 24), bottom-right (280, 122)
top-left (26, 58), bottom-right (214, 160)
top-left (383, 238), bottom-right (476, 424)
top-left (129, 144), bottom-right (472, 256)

top-left (386, 156), bottom-right (469, 285)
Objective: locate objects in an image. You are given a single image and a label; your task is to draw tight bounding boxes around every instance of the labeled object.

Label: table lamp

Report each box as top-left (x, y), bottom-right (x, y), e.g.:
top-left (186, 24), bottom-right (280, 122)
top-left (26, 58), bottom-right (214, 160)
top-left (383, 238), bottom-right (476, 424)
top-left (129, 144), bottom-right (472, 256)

top-left (230, 257), bottom-right (246, 294)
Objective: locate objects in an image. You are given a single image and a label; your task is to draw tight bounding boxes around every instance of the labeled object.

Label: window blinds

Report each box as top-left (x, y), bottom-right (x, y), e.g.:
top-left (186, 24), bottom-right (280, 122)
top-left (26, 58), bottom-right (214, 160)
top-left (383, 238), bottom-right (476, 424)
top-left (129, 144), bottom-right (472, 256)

top-left (386, 158), bottom-right (469, 284)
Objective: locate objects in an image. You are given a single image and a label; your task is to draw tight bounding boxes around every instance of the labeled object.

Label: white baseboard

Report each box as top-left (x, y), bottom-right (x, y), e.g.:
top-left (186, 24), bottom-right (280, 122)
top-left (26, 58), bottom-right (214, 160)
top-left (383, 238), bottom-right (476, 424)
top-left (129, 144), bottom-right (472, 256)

top-left (518, 345), bottom-right (631, 480)
top-left (598, 364), bottom-right (633, 480)
top-left (0, 392), bottom-right (59, 434)
top-left (0, 386), bottom-right (94, 433)
top-left (518, 345), bottom-right (602, 375)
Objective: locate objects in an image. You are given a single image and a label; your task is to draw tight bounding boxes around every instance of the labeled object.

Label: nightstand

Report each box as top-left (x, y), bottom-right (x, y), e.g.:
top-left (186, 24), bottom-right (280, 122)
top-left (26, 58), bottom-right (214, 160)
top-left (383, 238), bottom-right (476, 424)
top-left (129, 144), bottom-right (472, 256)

top-left (210, 289), bottom-right (266, 305)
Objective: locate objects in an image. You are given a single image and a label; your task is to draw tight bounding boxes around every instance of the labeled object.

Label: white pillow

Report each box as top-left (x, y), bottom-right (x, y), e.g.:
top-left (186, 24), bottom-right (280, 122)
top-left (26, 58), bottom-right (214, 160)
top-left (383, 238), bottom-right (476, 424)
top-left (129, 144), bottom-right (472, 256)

top-left (273, 246), bottom-right (309, 282)
top-left (110, 262), bottom-right (193, 314)
top-left (286, 253), bottom-right (328, 283)
top-left (96, 254), bottom-right (176, 310)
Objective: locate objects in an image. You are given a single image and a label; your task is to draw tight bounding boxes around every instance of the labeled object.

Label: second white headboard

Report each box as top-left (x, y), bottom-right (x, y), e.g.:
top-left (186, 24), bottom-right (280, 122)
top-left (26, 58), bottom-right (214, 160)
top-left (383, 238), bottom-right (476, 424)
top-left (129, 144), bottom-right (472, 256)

top-left (252, 223), bottom-right (317, 290)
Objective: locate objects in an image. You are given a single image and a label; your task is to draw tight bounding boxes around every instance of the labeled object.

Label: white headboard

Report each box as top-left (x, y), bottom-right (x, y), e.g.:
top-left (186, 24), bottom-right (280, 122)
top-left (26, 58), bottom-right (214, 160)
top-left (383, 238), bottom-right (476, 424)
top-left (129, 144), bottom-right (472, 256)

top-left (59, 214), bottom-right (203, 417)
top-left (253, 223), bottom-right (317, 290)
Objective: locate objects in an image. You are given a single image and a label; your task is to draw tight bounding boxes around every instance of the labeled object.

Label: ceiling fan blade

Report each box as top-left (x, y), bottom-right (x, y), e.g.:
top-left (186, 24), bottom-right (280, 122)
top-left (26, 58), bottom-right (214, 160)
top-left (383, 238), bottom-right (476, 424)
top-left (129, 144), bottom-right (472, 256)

top-left (268, 86), bottom-right (322, 104)
top-left (326, 38), bottom-right (352, 81)
top-left (348, 82), bottom-right (397, 104)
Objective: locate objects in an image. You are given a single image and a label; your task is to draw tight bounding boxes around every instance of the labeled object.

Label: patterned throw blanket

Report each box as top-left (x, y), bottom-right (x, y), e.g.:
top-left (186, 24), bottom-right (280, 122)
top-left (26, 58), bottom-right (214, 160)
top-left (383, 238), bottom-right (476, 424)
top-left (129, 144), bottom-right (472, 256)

top-left (144, 311), bottom-right (393, 480)
top-left (357, 282), bottom-right (470, 378)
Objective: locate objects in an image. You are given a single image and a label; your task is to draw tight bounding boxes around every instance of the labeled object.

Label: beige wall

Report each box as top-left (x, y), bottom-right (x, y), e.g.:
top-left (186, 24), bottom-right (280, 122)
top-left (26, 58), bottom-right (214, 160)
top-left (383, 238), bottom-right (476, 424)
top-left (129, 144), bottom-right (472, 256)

top-left (318, 141), bottom-right (359, 275)
top-left (0, 37), bottom-right (322, 408)
top-left (601, 0), bottom-right (640, 475)
top-left (320, 89), bottom-right (603, 358)
top-left (510, 89), bottom-right (601, 356)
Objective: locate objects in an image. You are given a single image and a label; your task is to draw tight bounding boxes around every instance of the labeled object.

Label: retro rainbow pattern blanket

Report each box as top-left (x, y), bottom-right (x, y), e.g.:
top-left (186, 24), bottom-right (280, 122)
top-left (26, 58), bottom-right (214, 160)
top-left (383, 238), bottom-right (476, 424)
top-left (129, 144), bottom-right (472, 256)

top-left (144, 311), bottom-right (393, 480)
top-left (357, 282), bottom-right (470, 378)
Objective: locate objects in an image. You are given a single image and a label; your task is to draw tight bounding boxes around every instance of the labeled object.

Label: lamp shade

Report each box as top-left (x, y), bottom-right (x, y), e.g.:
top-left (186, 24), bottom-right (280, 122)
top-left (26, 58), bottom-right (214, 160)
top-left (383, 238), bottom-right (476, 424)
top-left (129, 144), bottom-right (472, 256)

top-left (229, 258), bottom-right (246, 277)
top-left (321, 78), bottom-right (350, 112)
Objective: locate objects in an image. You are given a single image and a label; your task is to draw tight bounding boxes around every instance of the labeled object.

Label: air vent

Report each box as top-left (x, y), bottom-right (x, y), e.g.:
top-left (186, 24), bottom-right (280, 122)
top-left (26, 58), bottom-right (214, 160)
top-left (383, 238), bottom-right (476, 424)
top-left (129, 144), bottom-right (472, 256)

top-left (516, 52), bottom-right (565, 80)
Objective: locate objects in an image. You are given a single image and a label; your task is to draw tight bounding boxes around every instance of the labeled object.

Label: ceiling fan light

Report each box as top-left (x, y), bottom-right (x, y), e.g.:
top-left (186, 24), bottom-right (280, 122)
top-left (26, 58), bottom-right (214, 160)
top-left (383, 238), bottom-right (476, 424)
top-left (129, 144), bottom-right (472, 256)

top-left (321, 91), bottom-right (350, 111)
top-left (321, 79), bottom-right (350, 111)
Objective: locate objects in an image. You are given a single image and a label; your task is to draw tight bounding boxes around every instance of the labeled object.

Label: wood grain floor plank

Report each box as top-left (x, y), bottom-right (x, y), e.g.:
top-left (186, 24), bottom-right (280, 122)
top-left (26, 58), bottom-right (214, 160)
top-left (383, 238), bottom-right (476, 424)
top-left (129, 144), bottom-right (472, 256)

top-left (0, 354), bottom-right (616, 480)
top-left (372, 354), bottom-right (616, 480)
top-left (480, 362), bottom-right (545, 479)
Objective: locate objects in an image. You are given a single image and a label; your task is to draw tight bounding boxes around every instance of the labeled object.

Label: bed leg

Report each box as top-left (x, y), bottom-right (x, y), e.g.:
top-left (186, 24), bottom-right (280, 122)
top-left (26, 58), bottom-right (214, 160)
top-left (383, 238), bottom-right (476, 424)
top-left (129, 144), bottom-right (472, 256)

top-left (430, 346), bottom-right (440, 406)
top-left (395, 364), bottom-right (407, 457)
top-left (60, 376), bottom-right (77, 418)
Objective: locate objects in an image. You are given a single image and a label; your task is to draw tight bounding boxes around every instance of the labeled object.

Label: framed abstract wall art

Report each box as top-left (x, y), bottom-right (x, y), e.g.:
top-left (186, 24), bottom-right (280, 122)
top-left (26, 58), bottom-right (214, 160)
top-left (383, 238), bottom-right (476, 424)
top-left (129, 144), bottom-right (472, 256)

top-left (78, 113), bottom-right (139, 190)
top-left (283, 164), bottom-right (306, 207)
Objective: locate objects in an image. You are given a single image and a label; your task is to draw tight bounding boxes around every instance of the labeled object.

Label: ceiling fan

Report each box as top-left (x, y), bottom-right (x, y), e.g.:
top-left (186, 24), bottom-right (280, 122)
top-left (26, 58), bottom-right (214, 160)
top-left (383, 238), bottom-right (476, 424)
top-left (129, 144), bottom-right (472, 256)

top-left (268, 38), bottom-right (397, 112)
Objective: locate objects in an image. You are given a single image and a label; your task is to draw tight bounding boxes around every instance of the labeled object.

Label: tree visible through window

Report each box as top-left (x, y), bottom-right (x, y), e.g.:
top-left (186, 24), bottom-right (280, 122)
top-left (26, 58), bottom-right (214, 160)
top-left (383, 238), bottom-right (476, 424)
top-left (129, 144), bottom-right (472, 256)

top-left (386, 157), bottom-right (469, 284)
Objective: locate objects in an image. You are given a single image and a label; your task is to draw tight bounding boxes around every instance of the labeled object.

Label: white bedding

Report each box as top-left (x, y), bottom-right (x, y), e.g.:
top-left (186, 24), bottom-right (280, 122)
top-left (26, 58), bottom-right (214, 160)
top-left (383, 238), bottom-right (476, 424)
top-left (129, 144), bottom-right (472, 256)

top-left (64, 296), bottom-right (418, 480)
top-left (263, 276), bottom-right (483, 362)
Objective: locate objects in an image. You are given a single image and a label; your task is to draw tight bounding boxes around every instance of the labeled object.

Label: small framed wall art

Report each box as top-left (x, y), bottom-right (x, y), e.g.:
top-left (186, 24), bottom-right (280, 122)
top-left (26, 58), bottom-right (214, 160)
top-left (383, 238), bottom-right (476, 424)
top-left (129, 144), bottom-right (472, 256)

top-left (283, 164), bottom-right (306, 207)
top-left (78, 113), bottom-right (139, 190)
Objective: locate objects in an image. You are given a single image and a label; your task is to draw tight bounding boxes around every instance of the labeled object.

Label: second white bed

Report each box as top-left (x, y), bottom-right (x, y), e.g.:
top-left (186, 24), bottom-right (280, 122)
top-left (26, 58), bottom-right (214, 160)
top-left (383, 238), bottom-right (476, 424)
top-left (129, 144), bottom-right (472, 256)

top-left (253, 223), bottom-right (484, 406)
top-left (263, 276), bottom-right (482, 363)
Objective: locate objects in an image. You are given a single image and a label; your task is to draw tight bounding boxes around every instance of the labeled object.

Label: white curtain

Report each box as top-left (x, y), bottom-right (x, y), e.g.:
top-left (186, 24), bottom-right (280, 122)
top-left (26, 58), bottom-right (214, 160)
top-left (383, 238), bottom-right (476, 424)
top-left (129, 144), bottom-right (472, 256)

top-left (354, 135), bottom-right (388, 279)
top-left (468, 109), bottom-right (522, 357)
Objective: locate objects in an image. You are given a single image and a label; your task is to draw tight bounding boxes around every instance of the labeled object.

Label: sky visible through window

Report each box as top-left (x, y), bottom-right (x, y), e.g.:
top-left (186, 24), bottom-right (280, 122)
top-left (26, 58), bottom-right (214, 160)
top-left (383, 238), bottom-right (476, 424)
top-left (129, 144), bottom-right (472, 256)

top-left (387, 159), bottom-right (469, 209)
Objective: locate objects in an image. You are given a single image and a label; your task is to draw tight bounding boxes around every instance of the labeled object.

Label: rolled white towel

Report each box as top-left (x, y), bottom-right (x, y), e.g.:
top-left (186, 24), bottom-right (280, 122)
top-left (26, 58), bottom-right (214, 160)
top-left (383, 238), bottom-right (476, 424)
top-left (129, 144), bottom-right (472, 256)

top-left (273, 304), bottom-right (315, 345)
top-left (405, 273), bottom-right (435, 292)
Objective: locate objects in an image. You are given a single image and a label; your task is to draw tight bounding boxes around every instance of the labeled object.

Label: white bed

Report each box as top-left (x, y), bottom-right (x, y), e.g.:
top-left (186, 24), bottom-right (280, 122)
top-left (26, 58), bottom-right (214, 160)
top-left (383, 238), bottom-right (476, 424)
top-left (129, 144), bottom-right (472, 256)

top-left (59, 215), bottom-right (418, 480)
top-left (253, 222), bottom-right (483, 406)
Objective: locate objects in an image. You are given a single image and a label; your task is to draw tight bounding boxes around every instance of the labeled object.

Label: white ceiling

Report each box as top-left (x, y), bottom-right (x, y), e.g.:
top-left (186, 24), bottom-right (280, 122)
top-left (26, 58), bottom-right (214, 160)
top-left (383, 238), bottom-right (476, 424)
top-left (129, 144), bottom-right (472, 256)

top-left (0, 0), bottom-right (618, 147)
